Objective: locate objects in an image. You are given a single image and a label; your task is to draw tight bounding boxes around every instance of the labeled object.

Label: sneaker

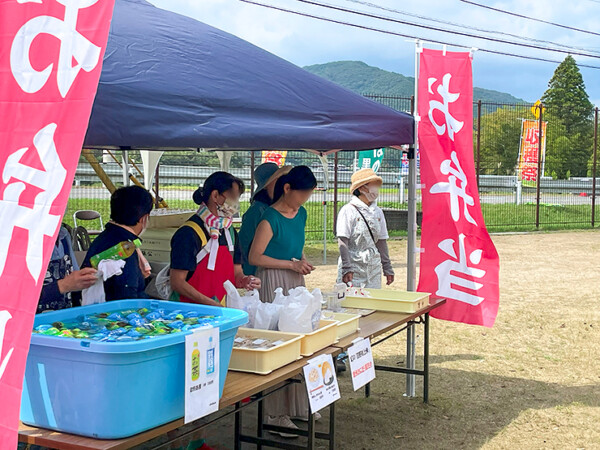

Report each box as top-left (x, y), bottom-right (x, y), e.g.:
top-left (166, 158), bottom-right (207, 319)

top-left (266, 415), bottom-right (300, 438)
top-left (291, 411), bottom-right (322, 422)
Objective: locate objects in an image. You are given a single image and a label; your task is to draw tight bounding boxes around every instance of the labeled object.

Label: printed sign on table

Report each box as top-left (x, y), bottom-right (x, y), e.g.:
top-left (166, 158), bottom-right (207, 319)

top-left (303, 353), bottom-right (341, 413)
top-left (185, 326), bottom-right (220, 423)
top-left (0, 1), bottom-right (116, 445)
top-left (347, 338), bottom-right (375, 391)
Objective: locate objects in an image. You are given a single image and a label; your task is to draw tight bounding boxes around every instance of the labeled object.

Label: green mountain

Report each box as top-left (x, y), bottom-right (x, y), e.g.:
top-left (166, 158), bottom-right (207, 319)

top-left (304, 61), bottom-right (526, 105)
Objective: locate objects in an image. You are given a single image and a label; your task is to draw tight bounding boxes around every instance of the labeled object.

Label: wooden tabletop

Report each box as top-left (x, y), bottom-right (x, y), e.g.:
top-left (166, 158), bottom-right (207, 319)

top-left (332, 300), bottom-right (446, 350)
top-left (18, 347), bottom-right (341, 450)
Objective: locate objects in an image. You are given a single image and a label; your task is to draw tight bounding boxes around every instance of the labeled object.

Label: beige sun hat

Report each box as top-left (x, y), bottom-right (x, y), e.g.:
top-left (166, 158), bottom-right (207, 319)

top-left (263, 165), bottom-right (292, 189)
top-left (350, 168), bottom-right (383, 193)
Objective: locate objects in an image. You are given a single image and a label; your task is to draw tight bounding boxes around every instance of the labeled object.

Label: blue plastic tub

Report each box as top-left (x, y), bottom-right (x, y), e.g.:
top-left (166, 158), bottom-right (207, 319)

top-left (20, 299), bottom-right (248, 439)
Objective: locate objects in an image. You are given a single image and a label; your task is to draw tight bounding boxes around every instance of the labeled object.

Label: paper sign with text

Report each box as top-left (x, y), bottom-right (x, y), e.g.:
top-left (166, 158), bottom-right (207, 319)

top-left (185, 326), bottom-right (220, 423)
top-left (303, 353), bottom-right (341, 413)
top-left (348, 338), bottom-right (375, 391)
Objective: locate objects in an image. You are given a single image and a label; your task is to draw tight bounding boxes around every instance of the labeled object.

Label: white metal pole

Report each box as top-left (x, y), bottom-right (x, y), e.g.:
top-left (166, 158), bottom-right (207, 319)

top-left (122, 150), bottom-right (129, 187)
top-left (405, 40), bottom-right (421, 397)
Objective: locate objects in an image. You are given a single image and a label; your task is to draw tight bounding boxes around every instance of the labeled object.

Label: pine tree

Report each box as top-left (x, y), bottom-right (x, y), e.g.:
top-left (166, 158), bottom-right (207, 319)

top-left (541, 55), bottom-right (594, 176)
top-left (542, 55), bottom-right (593, 135)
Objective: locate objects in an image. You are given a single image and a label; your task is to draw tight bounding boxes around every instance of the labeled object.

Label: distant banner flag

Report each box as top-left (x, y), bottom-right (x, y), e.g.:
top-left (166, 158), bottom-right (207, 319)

top-left (0, 0), bottom-right (115, 445)
top-left (358, 148), bottom-right (385, 173)
top-left (261, 150), bottom-right (287, 166)
top-left (517, 119), bottom-right (547, 185)
top-left (400, 146), bottom-right (419, 176)
top-left (417, 48), bottom-right (500, 328)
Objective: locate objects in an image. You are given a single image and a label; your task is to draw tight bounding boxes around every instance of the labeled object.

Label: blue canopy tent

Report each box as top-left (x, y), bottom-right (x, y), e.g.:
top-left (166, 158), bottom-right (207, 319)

top-left (84, 0), bottom-right (414, 152)
top-left (82, 0), bottom-right (421, 396)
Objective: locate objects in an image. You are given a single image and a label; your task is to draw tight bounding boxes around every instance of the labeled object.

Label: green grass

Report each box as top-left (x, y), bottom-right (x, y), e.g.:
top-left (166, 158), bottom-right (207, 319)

top-left (65, 197), bottom-right (600, 240)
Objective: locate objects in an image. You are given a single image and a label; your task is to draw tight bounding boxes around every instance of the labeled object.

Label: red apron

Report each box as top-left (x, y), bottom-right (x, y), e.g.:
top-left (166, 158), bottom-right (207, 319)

top-left (181, 244), bottom-right (234, 304)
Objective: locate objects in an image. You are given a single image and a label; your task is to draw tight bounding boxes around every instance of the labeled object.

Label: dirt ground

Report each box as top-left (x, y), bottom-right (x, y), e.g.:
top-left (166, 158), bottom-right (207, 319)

top-left (150, 231), bottom-right (600, 450)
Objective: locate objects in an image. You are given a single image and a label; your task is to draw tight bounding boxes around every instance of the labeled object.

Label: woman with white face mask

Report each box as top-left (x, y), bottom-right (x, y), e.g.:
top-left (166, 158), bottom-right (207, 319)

top-left (170, 172), bottom-right (261, 306)
top-left (336, 168), bottom-right (395, 289)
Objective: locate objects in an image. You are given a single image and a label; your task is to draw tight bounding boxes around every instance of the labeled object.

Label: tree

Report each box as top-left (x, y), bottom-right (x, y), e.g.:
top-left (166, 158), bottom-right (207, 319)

top-left (541, 56), bottom-right (594, 176)
top-left (541, 55), bottom-right (594, 136)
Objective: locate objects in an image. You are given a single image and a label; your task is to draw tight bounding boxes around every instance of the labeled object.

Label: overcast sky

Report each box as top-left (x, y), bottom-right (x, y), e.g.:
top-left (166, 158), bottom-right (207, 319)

top-left (149, 0), bottom-right (600, 105)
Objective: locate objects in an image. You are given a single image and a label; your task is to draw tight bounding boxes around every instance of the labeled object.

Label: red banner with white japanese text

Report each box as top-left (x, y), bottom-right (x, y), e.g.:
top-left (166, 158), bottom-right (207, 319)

top-left (0, 0), bottom-right (115, 444)
top-left (261, 150), bottom-right (288, 166)
top-left (417, 48), bottom-right (499, 327)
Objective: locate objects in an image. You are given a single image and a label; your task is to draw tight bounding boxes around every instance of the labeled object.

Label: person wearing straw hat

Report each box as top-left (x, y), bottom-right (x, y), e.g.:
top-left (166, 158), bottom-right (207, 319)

top-left (239, 163), bottom-right (292, 276)
top-left (337, 168), bottom-right (395, 289)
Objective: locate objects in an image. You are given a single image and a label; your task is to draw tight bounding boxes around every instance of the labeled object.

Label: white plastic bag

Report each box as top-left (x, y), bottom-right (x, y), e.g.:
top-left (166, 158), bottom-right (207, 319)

top-left (277, 287), bottom-right (323, 333)
top-left (224, 280), bottom-right (261, 328)
top-left (254, 302), bottom-right (283, 330)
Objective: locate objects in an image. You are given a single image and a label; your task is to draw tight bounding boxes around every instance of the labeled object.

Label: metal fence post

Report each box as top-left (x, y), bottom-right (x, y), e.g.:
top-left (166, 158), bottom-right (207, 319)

top-left (593, 107), bottom-right (599, 227)
top-left (535, 104), bottom-right (543, 228)
top-left (333, 152), bottom-right (339, 233)
top-left (250, 151), bottom-right (255, 196)
top-left (154, 163), bottom-right (160, 208)
top-left (476, 100), bottom-right (481, 188)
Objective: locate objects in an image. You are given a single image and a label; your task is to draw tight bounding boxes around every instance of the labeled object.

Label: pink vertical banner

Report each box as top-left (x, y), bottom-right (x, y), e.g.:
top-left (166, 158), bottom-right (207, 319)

top-left (417, 48), bottom-right (500, 327)
top-left (0, 0), bottom-right (115, 445)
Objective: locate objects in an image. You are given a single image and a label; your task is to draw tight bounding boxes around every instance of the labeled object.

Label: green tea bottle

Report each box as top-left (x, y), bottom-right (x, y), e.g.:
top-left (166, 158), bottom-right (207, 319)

top-left (90, 239), bottom-right (141, 268)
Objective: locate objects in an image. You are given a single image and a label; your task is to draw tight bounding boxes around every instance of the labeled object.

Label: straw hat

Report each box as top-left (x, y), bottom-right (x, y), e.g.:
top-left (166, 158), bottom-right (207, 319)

top-left (350, 168), bottom-right (383, 193)
top-left (252, 164), bottom-right (292, 200)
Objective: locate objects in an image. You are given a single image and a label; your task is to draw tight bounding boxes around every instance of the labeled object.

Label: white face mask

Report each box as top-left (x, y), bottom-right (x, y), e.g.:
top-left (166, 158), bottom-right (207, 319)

top-left (139, 215), bottom-right (149, 236)
top-left (217, 198), bottom-right (240, 218)
top-left (361, 185), bottom-right (379, 203)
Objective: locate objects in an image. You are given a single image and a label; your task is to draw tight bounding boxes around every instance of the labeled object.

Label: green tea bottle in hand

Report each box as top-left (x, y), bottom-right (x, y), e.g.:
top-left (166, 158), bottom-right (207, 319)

top-left (90, 239), bottom-right (141, 269)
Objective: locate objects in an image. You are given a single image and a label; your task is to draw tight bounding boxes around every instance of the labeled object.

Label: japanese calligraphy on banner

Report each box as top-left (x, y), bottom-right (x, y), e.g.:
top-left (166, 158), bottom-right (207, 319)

top-left (0, 0), bottom-right (115, 445)
top-left (417, 48), bottom-right (499, 328)
top-left (517, 119), bottom-right (547, 186)
top-left (261, 150), bottom-right (288, 166)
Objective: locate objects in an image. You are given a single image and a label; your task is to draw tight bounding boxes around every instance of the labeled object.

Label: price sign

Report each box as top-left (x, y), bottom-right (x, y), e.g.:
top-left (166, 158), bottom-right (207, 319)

top-left (348, 338), bottom-right (376, 391)
top-left (185, 326), bottom-right (220, 423)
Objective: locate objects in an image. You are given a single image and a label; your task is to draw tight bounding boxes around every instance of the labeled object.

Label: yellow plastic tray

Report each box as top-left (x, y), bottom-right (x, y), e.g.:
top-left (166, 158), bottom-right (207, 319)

top-left (299, 320), bottom-right (338, 356)
top-left (342, 289), bottom-right (431, 313)
top-left (330, 312), bottom-right (361, 339)
top-left (229, 328), bottom-right (303, 375)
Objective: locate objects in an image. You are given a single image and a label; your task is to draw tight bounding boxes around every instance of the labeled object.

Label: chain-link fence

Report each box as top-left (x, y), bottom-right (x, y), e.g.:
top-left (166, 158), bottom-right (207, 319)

top-left (68, 97), bottom-right (599, 240)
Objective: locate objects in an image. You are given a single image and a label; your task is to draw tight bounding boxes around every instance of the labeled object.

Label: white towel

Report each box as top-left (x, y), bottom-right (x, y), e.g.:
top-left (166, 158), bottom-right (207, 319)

top-left (81, 260), bottom-right (126, 306)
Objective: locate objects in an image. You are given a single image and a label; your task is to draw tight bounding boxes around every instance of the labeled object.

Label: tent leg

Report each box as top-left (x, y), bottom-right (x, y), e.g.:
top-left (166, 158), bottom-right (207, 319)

top-left (406, 147), bottom-right (418, 397)
top-left (406, 39), bottom-right (421, 398)
top-left (122, 150), bottom-right (129, 186)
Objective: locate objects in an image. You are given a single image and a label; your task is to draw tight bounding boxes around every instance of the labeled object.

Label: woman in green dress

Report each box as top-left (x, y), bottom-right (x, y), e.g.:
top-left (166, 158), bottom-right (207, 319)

top-left (249, 165), bottom-right (317, 303)
top-left (239, 163), bottom-right (291, 276)
top-left (248, 165), bottom-right (318, 435)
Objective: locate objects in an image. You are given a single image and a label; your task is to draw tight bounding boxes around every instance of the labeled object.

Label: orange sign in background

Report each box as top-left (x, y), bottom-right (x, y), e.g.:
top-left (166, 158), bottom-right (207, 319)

top-left (517, 119), bottom-right (547, 184)
top-left (261, 150), bottom-right (287, 166)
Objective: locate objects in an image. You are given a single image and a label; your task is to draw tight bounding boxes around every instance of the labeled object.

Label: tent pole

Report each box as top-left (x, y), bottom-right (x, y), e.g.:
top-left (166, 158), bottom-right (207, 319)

top-left (122, 150), bottom-right (130, 186)
top-left (405, 40), bottom-right (421, 398)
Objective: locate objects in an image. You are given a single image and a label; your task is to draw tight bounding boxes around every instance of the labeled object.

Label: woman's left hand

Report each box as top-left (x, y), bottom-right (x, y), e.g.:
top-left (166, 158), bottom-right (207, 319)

top-left (386, 274), bottom-right (395, 285)
top-left (242, 275), bottom-right (261, 290)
